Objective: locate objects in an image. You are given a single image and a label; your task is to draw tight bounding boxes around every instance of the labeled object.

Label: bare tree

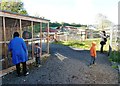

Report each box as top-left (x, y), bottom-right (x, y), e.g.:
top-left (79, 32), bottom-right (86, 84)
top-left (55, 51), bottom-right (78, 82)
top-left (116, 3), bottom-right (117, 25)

top-left (95, 13), bottom-right (114, 30)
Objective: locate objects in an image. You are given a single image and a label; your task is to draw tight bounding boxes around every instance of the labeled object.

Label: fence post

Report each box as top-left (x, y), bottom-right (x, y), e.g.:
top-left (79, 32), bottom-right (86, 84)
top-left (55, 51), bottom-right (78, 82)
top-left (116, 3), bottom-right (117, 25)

top-left (3, 17), bottom-right (8, 68)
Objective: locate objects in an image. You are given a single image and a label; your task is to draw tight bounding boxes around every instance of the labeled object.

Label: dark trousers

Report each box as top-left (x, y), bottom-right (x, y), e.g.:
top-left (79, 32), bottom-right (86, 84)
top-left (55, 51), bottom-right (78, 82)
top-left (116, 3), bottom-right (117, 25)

top-left (35, 57), bottom-right (41, 65)
top-left (100, 41), bottom-right (106, 53)
top-left (90, 56), bottom-right (96, 65)
top-left (100, 44), bottom-right (104, 53)
top-left (16, 62), bottom-right (27, 75)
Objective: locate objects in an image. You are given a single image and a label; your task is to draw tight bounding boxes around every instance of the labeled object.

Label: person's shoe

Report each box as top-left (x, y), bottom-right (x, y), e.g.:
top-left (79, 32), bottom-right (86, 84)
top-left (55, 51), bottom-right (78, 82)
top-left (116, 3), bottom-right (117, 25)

top-left (89, 64), bottom-right (93, 68)
top-left (24, 72), bottom-right (29, 76)
top-left (100, 51), bottom-right (104, 54)
top-left (94, 63), bottom-right (96, 65)
top-left (38, 65), bottom-right (41, 67)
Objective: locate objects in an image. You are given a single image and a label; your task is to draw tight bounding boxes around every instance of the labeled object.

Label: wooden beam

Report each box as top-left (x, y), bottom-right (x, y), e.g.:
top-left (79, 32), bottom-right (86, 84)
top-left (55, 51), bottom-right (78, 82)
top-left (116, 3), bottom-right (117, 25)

top-left (47, 22), bottom-right (49, 54)
top-left (0, 11), bottom-right (50, 23)
top-left (31, 21), bottom-right (34, 59)
top-left (3, 17), bottom-right (8, 68)
top-left (40, 22), bottom-right (42, 57)
top-left (19, 19), bottom-right (22, 38)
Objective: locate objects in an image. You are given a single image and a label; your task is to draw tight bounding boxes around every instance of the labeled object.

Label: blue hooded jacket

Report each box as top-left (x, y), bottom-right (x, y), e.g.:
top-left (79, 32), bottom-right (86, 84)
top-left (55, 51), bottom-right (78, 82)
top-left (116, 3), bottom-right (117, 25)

top-left (8, 37), bottom-right (28, 64)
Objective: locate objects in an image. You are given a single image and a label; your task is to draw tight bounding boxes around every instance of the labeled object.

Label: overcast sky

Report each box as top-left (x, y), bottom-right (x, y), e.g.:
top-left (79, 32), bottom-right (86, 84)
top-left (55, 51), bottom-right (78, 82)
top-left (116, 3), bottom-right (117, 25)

top-left (22, 0), bottom-right (119, 25)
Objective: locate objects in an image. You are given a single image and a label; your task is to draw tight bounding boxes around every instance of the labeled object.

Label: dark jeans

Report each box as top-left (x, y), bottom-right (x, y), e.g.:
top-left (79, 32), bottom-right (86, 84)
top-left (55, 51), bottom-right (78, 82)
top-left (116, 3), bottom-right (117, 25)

top-left (35, 57), bottom-right (41, 65)
top-left (90, 56), bottom-right (96, 65)
top-left (100, 41), bottom-right (106, 53)
top-left (100, 44), bottom-right (104, 53)
top-left (16, 62), bottom-right (27, 75)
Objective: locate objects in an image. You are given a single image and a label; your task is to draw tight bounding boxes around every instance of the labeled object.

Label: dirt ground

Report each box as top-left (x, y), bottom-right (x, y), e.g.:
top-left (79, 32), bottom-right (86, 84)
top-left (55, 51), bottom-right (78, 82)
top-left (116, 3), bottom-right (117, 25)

top-left (2, 44), bottom-right (119, 85)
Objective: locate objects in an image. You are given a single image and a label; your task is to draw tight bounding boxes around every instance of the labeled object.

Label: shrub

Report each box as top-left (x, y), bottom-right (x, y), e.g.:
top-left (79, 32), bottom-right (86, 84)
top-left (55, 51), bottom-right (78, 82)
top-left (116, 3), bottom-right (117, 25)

top-left (109, 51), bottom-right (120, 63)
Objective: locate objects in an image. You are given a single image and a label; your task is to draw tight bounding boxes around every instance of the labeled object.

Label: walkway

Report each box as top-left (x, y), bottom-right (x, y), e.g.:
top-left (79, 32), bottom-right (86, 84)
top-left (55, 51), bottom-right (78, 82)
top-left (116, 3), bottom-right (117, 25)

top-left (2, 44), bottom-right (118, 84)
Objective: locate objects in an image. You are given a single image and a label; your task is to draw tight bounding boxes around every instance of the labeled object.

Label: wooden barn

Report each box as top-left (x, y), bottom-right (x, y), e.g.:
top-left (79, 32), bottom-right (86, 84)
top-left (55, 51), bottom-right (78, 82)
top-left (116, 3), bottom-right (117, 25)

top-left (0, 10), bottom-right (50, 71)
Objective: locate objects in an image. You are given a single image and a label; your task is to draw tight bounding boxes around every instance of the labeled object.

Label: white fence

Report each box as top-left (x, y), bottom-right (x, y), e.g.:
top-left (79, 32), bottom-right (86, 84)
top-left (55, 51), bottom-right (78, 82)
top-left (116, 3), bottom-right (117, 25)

top-left (110, 26), bottom-right (120, 51)
top-left (57, 34), bottom-right (86, 41)
top-left (109, 25), bottom-right (120, 56)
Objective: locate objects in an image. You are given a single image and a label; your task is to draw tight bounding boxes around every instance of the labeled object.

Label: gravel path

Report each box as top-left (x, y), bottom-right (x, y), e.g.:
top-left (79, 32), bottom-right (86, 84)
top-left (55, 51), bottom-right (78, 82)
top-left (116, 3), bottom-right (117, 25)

top-left (2, 44), bottom-right (118, 84)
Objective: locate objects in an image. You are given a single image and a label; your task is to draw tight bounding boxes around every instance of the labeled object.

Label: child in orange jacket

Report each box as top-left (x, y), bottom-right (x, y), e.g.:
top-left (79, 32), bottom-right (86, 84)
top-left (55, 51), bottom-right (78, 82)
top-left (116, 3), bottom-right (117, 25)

top-left (90, 42), bottom-right (97, 65)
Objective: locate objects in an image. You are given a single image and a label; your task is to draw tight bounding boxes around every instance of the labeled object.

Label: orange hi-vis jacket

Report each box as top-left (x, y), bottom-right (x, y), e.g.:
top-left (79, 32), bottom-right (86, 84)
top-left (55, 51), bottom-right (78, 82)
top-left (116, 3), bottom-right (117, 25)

top-left (90, 42), bottom-right (96, 57)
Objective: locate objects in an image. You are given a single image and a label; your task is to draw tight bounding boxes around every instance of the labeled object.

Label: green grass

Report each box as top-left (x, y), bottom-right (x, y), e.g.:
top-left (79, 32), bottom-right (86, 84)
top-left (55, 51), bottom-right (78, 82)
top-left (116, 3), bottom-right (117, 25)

top-left (112, 65), bottom-right (118, 69)
top-left (53, 38), bottom-right (109, 51)
top-left (109, 51), bottom-right (120, 63)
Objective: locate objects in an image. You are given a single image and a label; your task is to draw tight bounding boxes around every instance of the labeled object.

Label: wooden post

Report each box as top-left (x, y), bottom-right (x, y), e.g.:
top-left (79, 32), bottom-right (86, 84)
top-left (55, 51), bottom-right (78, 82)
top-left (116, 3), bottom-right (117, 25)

top-left (47, 22), bottom-right (49, 54)
top-left (3, 17), bottom-right (8, 68)
top-left (81, 31), bottom-right (82, 41)
top-left (85, 30), bottom-right (87, 40)
top-left (19, 19), bottom-right (22, 38)
top-left (40, 22), bottom-right (42, 57)
top-left (31, 21), bottom-right (34, 59)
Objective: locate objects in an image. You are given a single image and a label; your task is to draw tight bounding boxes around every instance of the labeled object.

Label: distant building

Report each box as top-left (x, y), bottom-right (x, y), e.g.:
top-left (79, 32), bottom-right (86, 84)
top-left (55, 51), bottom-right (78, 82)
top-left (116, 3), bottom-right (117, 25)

top-left (86, 25), bottom-right (98, 39)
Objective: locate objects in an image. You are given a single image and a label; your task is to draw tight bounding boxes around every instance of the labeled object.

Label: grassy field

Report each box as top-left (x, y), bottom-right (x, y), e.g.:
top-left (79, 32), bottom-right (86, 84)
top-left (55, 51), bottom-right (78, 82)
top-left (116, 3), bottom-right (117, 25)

top-left (53, 38), bottom-right (120, 63)
top-left (53, 38), bottom-right (109, 51)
